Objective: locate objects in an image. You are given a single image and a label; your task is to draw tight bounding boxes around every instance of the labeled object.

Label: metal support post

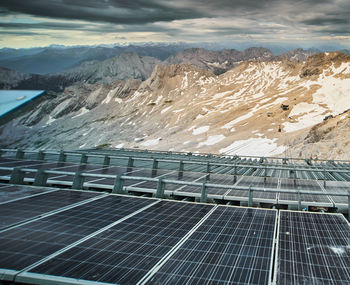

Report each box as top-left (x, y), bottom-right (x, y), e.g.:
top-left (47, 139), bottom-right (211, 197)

top-left (155, 178), bottom-right (165, 198)
top-left (206, 162), bottom-right (211, 173)
top-left (103, 155), bottom-right (110, 166)
top-left (127, 157), bottom-right (134, 172)
top-left (72, 172), bottom-right (84, 190)
top-left (264, 166), bottom-right (267, 183)
top-left (36, 150), bottom-right (45, 161)
top-left (15, 149), bottom-right (24, 159)
top-left (233, 163), bottom-right (237, 183)
top-left (248, 186), bottom-right (253, 207)
top-left (112, 175), bottom-right (124, 194)
top-left (297, 190), bottom-right (302, 211)
top-left (80, 153), bottom-right (88, 164)
top-left (34, 169), bottom-right (48, 186)
top-left (152, 159), bottom-right (158, 177)
top-left (323, 168), bottom-right (326, 188)
top-left (178, 160), bottom-right (184, 180)
top-left (58, 150), bottom-right (66, 162)
top-left (200, 182), bottom-right (208, 203)
top-left (10, 168), bottom-right (25, 185)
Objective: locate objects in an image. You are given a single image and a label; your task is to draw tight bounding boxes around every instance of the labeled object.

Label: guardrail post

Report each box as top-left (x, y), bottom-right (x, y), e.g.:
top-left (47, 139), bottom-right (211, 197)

top-left (58, 150), bottom-right (66, 162)
top-left (103, 155), bottom-right (110, 166)
top-left (178, 160), bottom-right (184, 180)
top-left (127, 157), bottom-right (134, 172)
top-left (264, 166), bottom-right (267, 183)
top-left (297, 190), bottom-right (302, 211)
top-left (323, 168), bottom-right (326, 188)
top-left (72, 171), bottom-right (84, 190)
top-left (155, 178), bottom-right (165, 198)
top-left (152, 159), bottom-right (158, 177)
top-left (112, 175), bottom-right (124, 194)
top-left (206, 162), bottom-right (211, 173)
top-left (248, 186), bottom-right (253, 207)
top-left (34, 169), bottom-right (48, 186)
top-left (10, 168), bottom-right (25, 184)
top-left (72, 172), bottom-right (84, 190)
top-left (15, 149), bottom-right (24, 159)
top-left (233, 163), bottom-right (237, 183)
top-left (80, 153), bottom-right (88, 164)
top-left (200, 182), bottom-right (208, 203)
top-left (36, 150), bottom-right (45, 161)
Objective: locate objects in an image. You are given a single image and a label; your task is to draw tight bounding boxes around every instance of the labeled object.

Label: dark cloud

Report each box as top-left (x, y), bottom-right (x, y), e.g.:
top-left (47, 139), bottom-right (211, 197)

top-left (0, 0), bottom-right (349, 45)
top-left (0, 0), bottom-right (205, 25)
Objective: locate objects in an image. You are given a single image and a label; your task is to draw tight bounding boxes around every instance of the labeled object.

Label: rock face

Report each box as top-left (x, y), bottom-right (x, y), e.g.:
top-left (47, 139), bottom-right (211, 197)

top-left (0, 53), bottom-right (160, 92)
top-left (0, 67), bottom-right (31, 89)
top-left (1, 51), bottom-right (349, 159)
top-left (59, 52), bottom-right (161, 84)
top-left (164, 47), bottom-right (275, 74)
top-left (278, 48), bottom-right (316, 61)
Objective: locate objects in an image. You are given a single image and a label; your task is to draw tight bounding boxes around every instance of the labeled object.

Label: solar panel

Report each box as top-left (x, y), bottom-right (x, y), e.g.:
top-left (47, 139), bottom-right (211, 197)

top-left (275, 211), bottom-right (350, 284)
top-left (0, 184), bottom-right (52, 204)
top-left (0, 189), bottom-right (102, 230)
top-left (0, 195), bottom-right (156, 272)
top-left (145, 206), bottom-right (277, 285)
top-left (24, 201), bottom-right (213, 284)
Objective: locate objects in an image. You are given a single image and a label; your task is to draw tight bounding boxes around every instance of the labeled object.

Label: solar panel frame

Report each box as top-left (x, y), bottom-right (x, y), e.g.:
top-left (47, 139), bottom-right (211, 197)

top-left (142, 206), bottom-right (278, 285)
top-left (0, 194), bottom-right (157, 277)
top-left (0, 189), bottom-right (103, 230)
top-left (20, 201), bottom-right (214, 285)
top-left (274, 210), bottom-right (350, 285)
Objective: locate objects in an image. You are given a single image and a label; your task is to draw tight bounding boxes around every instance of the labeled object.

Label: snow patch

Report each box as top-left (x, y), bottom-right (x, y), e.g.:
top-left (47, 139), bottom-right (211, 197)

top-left (72, 107), bottom-right (89, 118)
top-left (46, 116), bottom-right (56, 125)
top-left (141, 138), bottom-right (161, 146)
top-left (115, 143), bottom-right (124, 148)
top-left (213, 90), bottom-right (232, 99)
top-left (198, 135), bottom-right (225, 147)
top-left (220, 138), bottom-right (286, 156)
top-left (222, 112), bottom-right (253, 129)
top-left (192, 126), bottom-right (210, 135)
top-left (161, 106), bottom-right (172, 114)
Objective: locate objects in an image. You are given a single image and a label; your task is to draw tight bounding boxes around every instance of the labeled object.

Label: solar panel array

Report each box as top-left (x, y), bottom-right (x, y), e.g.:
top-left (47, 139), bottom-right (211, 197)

top-left (0, 183), bottom-right (349, 285)
top-left (0, 148), bottom-right (350, 212)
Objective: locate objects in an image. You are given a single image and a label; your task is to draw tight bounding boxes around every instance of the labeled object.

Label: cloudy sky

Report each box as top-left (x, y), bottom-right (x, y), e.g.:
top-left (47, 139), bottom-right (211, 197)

top-left (0, 0), bottom-right (349, 48)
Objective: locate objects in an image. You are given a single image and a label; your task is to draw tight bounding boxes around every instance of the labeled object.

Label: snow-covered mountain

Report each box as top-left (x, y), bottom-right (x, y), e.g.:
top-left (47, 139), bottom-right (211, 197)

top-left (1, 52), bottom-right (349, 159)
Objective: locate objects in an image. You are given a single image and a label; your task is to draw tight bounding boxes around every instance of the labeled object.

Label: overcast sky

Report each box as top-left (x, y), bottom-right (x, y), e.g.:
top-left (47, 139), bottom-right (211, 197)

top-left (0, 0), bottom-right (349, 48)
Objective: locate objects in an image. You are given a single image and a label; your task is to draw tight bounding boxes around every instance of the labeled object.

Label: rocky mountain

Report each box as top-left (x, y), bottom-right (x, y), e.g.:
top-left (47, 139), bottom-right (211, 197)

top-left (0, 53), bottom-right (161, 92)
top-left (59, 52), bottom-right (161, 84)
top-left (277, 48), bottom-right (316, 61)
top-left (164, 47), bottom-right (275, 74)
top-left (1, 52), bottom-right (349, 159)
top-left (0, 43), bottom-right (188, 75)
top-left (0, 67), bottom-right (31, 89)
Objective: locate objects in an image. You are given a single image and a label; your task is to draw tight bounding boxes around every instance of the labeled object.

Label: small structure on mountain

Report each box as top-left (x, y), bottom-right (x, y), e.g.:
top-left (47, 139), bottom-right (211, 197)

top-left (281, 104), bottom-right (289, 110)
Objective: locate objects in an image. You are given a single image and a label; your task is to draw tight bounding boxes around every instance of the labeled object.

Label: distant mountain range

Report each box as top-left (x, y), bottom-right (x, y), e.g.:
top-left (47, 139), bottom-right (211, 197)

top-left (1, 51), bottom-right (349, 160)
top-left (0, 43), bottom-right (188, 75)
top-left (0, 47), bottom-right (321, 91)
top-left (1, 42), bottom-right (348, 75)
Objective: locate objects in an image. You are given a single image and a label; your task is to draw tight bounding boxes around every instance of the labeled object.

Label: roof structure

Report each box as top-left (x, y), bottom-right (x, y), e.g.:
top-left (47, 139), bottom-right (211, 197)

top-left (0, 90), bottom-right (45, 118)
top-left (0, 148), bottom-right (349, 213)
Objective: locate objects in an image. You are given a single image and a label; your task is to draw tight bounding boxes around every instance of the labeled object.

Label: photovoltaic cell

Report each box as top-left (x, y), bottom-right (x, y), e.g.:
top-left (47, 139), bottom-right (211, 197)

top-left (0, 184), bottom-right (51, 203)
top-left (0, 195), bottom-right (155, 271)
top-left (29, 201), bottom-right (213, 284)
top-left (0, 189), bottom-right (101, 229)
top-left (147, 206), bottom-right (277, 285)
top-left (276, 211), bottom-right (350, 285)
